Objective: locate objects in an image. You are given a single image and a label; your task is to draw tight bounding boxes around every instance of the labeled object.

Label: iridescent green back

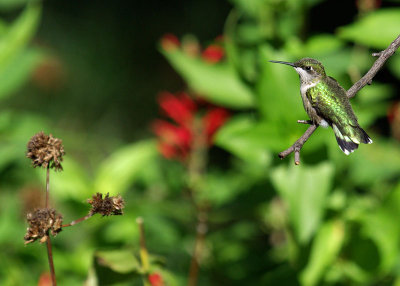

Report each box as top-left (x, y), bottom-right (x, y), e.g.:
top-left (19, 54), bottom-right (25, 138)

top-left (306, 77), bottom-right (358, 128)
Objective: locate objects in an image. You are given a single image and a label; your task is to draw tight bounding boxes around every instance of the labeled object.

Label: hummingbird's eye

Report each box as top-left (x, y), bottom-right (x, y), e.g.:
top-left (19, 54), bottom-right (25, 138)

top-left (305, 66), bottom-right (312, 71)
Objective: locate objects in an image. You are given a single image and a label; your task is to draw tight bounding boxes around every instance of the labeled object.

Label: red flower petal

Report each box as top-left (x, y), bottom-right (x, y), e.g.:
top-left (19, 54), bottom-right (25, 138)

top-left (158, 92), bottom-right (196, 126)
top-left (202, 44), bottom-right (225, 63)
top-left (203, 108), bottom-right (229, 142)
top-left (160, 33), bottom-right (180, 51)
top-left (148, 273), bottom-right (164, 286)
top-left (152, 120), bottom-right (192, 160)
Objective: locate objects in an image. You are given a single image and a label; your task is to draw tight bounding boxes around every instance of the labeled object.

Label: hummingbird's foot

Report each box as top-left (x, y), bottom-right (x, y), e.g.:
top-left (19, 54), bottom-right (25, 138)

top-left (297, 120), bottom-right (313, 125)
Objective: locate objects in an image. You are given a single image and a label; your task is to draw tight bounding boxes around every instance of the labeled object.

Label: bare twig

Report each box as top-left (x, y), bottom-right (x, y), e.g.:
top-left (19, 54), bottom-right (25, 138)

top-left (279, 34), bottom-right (400, 164)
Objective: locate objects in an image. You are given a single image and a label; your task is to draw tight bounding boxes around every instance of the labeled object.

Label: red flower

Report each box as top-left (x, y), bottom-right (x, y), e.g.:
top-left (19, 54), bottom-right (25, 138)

top-left (148, 273), bottom-right (164, 286)
top-left (152, 120), bottom-right (191, 159)
top-left (160, 33), bottom-right (180, 51)
top-left (202, 44), bottom-right (225, 63)
top-left (152, 92), bottom-right (229, 160)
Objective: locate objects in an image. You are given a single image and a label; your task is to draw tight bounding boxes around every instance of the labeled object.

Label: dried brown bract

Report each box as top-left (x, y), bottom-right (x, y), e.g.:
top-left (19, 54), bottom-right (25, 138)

top-left (26, 131), bottom-right (65, 171)
top-left (88, 193), bottom-right (125, 216)
top-left (24, 208), bottom-right (63, 244)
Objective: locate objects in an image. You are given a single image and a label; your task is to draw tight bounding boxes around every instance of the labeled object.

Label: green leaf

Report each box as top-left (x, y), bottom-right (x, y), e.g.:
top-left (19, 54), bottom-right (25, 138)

top-left (199, 168), bottom-right (265, 206)
top-left (359, 184), bottom-right (400, 272)
top-left (0, 0), bottom-right (31, 10)
top-left (161, 49), bottom-right (254, 108)
top-left (215, 115), bottom-right (273, 164)
top-left (257, 45), bottom-right (305, 123)
top-left (94, 140), bottom-right (158, 195)
top-left (0, 2), bottom-right (41, 71)
top-left (304, 34), bottom-right (344, 56)
top-left (388, 53), bottom-right (400, 79)
top-left (338, 9), bottom-right (400, 49)
top-left (0, 48), bottom-right (43, 101)
top-left (300, 220), bottom-right (345, 286)
top-left (348, 138), bottom-right (400, 186)
top-left (270, 162), bottom-right (334, 244)
top-left (95, 250), bottom-right (140, 274)
top-left (49, 157), bottom-right (93, 200)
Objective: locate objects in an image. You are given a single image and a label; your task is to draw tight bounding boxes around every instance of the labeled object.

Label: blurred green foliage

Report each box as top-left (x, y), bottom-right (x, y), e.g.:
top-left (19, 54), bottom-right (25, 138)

top-left (1, 0), bottom-right (400, 285)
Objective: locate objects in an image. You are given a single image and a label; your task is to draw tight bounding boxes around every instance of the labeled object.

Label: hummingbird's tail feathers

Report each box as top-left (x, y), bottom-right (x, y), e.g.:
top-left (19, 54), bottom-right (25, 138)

top-left (332, 124), bottom-right (372, 155)
top-left (358, 127), bottom-right (373, 144)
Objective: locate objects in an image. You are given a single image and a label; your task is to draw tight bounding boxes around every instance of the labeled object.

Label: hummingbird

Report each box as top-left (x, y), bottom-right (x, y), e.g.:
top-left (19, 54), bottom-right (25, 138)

top-left (270, 58), bottom-right (372, 155)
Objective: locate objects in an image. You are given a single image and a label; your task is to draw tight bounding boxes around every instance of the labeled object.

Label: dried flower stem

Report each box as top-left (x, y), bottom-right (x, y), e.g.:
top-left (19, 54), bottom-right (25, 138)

top-left (187, 118), bottom-right (208, 286)
top-left (46, 166), bottom-right (50, 208)
top-left (62, 214), bottom-right (93, 228)
top-left (137, 217), bottom-right (151, 286)
top-left (279, 34), bottom-right (400, 164)
top-left (45, 166), bottom-right (57, 286)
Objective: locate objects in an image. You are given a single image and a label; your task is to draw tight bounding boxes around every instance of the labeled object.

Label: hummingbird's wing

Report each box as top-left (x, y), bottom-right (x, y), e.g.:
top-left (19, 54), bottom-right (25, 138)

top-left (306, 77), bottom-right (372, 154)
top-left (306, 77), bottom-right (358, 127)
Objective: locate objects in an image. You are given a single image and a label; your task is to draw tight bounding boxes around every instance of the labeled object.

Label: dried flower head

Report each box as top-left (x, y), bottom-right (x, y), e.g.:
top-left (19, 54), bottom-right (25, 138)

top-left (26, 131), bottom-right (65, 171)
top-left (88, 193), bottom-right (125, 216)
top-left (24, 208), bottom-right (63, 244)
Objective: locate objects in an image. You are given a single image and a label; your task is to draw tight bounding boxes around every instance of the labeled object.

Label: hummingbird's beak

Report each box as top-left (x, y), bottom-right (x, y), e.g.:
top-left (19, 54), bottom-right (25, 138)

top-left (269, 60), bottom-right (295, 67)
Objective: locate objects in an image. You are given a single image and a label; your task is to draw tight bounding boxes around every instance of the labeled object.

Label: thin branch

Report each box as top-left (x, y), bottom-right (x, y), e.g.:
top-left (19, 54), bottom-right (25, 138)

top-left (279, 34), bottom-right (400, 164)
top-left (62, 213), bottom-right (93, 228)
top-left (347, 34), bottom-right (400, 98)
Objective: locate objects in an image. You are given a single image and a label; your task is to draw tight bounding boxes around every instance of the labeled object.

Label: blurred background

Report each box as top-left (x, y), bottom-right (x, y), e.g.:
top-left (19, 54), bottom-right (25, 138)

top-left (1, 0), bottom-right (400, 285)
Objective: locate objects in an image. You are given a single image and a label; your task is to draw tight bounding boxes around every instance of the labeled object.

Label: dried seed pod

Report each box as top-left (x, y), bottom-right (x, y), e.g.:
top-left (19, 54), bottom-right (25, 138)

top-left (24, 208), bottom-right (63, 244)
top-left (88, 193), bottom-right (125, 216)
top-left (26, 131), bottom-right (65, 171)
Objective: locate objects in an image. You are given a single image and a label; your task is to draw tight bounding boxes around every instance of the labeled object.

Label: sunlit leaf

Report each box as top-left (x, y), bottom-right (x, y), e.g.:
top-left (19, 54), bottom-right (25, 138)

top-left (161, 49), bottom-right (254, 108)
top-left (0, 2), bottom-right (41, 71)
top-left (215, 115), bottom-right (273, 164)
top-left (257, 45), bottom-right (305, 123)
top-left (338, 9), bottom-right (400, 49)
top-left (50, 157), bottom-right (92, 200)
top-left (0, 48), bottom-right (43, 101)
top-left (94, 140), bottom-right (158, 195)
top-left (95, 249), bottom-right (140, 274)
top-left (300, 220), bottom-right (345, 286)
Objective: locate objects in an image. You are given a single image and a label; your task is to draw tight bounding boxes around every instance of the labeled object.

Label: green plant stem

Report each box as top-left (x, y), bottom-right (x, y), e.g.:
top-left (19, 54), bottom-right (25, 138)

top-left (187, 117), bottom-right (209, 286)
top-left (137, 217), bottom-right (151, 286)
top-left (45, 166), bottom-right (57, 286)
